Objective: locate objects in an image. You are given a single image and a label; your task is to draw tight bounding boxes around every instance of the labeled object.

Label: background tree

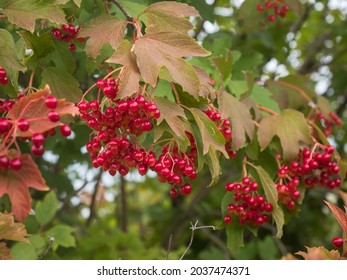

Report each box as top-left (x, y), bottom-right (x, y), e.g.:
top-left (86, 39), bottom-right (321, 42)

top-left (0, 0), bottom-right (346, 260)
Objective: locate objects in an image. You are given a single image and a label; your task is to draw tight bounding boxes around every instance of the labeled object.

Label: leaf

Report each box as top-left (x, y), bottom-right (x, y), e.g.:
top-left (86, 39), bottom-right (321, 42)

top-left (251, 85), bottom-right (281, 114)
top-left (211, 51), bottom-right (234, 81)
top-left (1, 0), bottom-right (66, 33)
top-left (106, 40), bottom-right (140, 98)
top-left (194, 66), bottom-right (215, 99)
top-left (45, 225), bottom-right (76, 250)
top-left (41, 67), bottom-right (82, 102)
top-left (0, 242), bottom-right (11, 260)
top-left (316, 96), bottom-right (333, 118)
top-left (7, 85), bottom-right (79, 138)
top-left (0, 154), bottom-right (49, 221)
top-left (204, 147), bottom-right (221, 186)
top-left (141, 1), bottom-right (199, 33)
top-left (252, 165), bottom-right (284, 238)
top-left (0, 212), bottom-right (29, 243)
top-left (218, 91), bottom-right (254, 150)
top-left (0, 29), bottom-right (26, 85)
top-left (10, 242), bottom-right (37, 260)
top-left (35, 192), bottom-right (59, 226)
top-left (296, 247), bottom-right (346, 260)
top-left (133, 32), bottom-right (210, 97)
top-left (79, 16), bottom-right (127, 58)
top-left (189, 108), bottom-right (227, 157)
top-left (154, 96), bottom-right (188, 142)
top-left (325, 201), bottom-right (347, 235)
top-left (258, 109), bottom-right (313, 160)
top-left (227, 80), bottom-right (248, 99)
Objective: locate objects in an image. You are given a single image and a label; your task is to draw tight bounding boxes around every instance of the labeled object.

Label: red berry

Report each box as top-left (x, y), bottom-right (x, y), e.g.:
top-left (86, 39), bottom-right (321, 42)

top-left (48, 110), bottom-right (60, 122)
top-left (0, 76), bottom-right (8, 86)
top-left (60, 125), bottom-right (71, 137)
top-left (10, 157), bottom-right (22, 171)
top-left (18, 118), bottom-right (30, 131)
top-left (0, 118), bottom-right (11, 132)
top-left (77, 101), bottom-right (89, 112)
top-left (332, 237), bottom-right (344, 248)
top-left (69, 43), bottom-right (76, 52)
top-left (268, 15), bottom-right (276, 22)
top-left (180, 183), bottom-right (192, 196)
top-left (45, 95), bottom-right (58, 109)
top-left (224, 215), bottom-right (232, 224)
top-left (31, 133), bottom-right (45, 147)
top-left (0, 155), bottom-right (10, 169)
top-left (170, 187), bottom-right (178, 198)
top-left (31, 145), bottom-right (45, 156)
top-left (51, 28), bottom-right (62, 39)
top-left (257, 4), bottom-right (264, 12)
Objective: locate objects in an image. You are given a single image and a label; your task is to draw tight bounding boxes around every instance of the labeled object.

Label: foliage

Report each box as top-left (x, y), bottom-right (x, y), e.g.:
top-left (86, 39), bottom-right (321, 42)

top-left (0, 0), bottom-right (347, 260)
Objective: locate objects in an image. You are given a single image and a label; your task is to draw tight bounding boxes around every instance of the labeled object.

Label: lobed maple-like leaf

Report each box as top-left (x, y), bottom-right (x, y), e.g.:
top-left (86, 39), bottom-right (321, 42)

top-left (296, 246), bottom-right (346, 260)
top-left (1, 0), bottom-right (66, 33)
top-left (325, 201), bottom-right (347, 235)
top-left (79, 16), bottom-right (127, 59)
top-left (0, 242), bottom-right (11, 260)
top-left (106, 40), bottom-right (140, 99)
top-left (194, 66), bottom-right (216, 99)
top-left (0, 154), bottom-right (49, 221)
top-left (218, 91), bottom-right (254, 150)
top-left (141, 1), bottom-right (199, 33)
top-left (258, 109), bottom-right (313, 160)
top-left (0, 212), bottom-right (29, 243)
top-left (7, 85), bottom-right (79, 138)
top-left (133, 32), bottom-right (210, 97)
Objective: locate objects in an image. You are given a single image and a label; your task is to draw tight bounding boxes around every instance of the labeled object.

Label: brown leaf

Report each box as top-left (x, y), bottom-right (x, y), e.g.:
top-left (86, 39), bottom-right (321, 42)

top-left (296, 246), bottom-right (346, 260)
top-left (258, 109), bottom-right (313, 160)
top-left (142, 1), bottom-right (199, 33)
top-left (0, 242), bottom-right (12, 260)
top-left (133, 32), bottom-right (210, 97)
top-left (79, 16), bottom-right (127, 58)
top-left (0, 154), bottom-right (49, 221)
top-left (218, 91), bottom-right (254, 150)
top-left (7, 85), bottom-right (79, 138)
top-left (106, 40), bottom-right (140, 99)
top-left (325, 201), bottom-right (347, 235)
top-left (0, 212), bottom-right (29, 243)
top-left (194, 66), bottom-right (216, 99)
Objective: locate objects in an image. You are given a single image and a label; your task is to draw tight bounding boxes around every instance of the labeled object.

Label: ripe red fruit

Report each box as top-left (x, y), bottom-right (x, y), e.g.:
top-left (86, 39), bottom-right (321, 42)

top-left (48, 110), bottom-right (60, 122)
top-left (224, 215), bottom-right (232, 224)
top-left (257, 5), bottom-right (264, 12)
top-left (10, 157), bottom-right (22, 171)
top-left (31, 145), bottom-right (45, 156)
top-left (0, 118), bottom-right (11, 132)
top-left (170, 187), bottom-right (178, 198)
top-left (31, 133), bottom-right (45, 147)
top-left (0, 155), bottom-right (10, 169)
top-left (180, 183), bottom-right (192, 196)
top-left (77, 101), bottom-right (89, 112)
top-left (332, 237), bottom-right (344, 248)
top-left (45, 95), bottom-right (58, 109)
top-left (17, 118), bottom-right (30, 131)
top-left (60, 125), bottom-right (72, 137)
top-left (69, 43), bottom-right (76, 52)
top-left (268, 15), bottom-right (276, 22)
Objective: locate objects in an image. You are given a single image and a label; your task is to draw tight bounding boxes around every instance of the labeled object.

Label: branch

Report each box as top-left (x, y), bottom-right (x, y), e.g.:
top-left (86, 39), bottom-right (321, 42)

top-left (111, 0), bottom-right (133, 22)
top-left (290, 3), bottom-right (314, 34)
top-left (86, 170), bottom-right (103, 227)
top-left (119, 176), bottom-right (128, 232)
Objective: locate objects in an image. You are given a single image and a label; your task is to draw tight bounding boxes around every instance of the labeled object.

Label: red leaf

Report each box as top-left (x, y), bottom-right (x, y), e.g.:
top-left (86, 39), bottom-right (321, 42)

top-left (7, 85), bottom-right (79, 137)
top-left (325, 200), bottom-right (347, 235)
top-left (296, 246), bottom-right (346, 260)
top-left (0, 154), bottom-right (49, 221)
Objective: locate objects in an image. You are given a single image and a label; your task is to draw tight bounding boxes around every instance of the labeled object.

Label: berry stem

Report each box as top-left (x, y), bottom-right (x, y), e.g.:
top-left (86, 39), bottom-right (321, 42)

top-left (257, 104), bottom-right (278, 115)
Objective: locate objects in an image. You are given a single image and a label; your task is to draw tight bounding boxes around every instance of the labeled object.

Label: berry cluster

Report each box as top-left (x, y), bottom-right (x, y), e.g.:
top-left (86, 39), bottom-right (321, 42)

top-left (257, 0), bottom-right (290, 22)
top-left (203, 108), bottom-right (236, 158)
top-left (0, 94), bottom-right (71, 171)
top-left (51, 23), bottom-right (85, 52)
top-left (310, 110), bottom-right (342, 137)
top-left (0, 66), bottom-right (8, 86)
top-left (224, 177), bottom-right (273, 226)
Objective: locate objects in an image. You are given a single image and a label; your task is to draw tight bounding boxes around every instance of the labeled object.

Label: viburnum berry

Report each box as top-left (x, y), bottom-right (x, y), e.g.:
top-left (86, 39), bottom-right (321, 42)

top-left (31, 145), bottom-right (45, 157)
top-left (45, 95), bottom-right (58, 109)
top-left (224, 215), bottom-right (232, 224)
top-left (0, 155), bottom-right (10, 169)
top-left (48, 110), bottom-right (60, 122)
top-left (18, 118), bottom-right (30, 131)
top-left (332, 237), bottom-right (344, 248)
top-left (31, 133), bottom-right (45, 147)
top-left (10, 157), bottom-right (22, 171)
top-left (0, 118), bottom-right (11, 133)
top-left (60, 125), bottom-right (72, 137)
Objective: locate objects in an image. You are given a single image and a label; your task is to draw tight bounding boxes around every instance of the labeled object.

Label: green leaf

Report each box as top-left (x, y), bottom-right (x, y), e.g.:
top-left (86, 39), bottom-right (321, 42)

top-left (106, 40), bottom-right (140, 98)
top-left (251, 85), bottom-right (281, 113)
top-left (118, 0), bottom-right (147, 18)
top-left (154, 97), bottom-right (189, 145)
top-left (258, 109), bottom-right (313, 160)
top-left (252, 165), bottom-right (284, 238)
top-left (41, 67), bottom-right (82, 102)
top-left (0, 29), bottom-right (26, 86)
top-left (1, 0), bottom-right (66, 33)
top-left (18, 30), bottom-right (55, 68)
top-left (141, 1), bottom-right (199, 33)
top-left (11, 242), bottom-right (37, 260)
top-left (211, 50), bottom-right (234, 81)
top-left (227, 80), bottom-right (248, 99)
top-left (257, 236), bottom-right (278, 260)
top-left (35, 191), bottom-right (59, 226)
top-left (45, 225), bottom-right (76, 251)
top-left (189, 108), bottom-right (227, 157)
top-left (133, 32), bottom-right (210, 97)
top-left (218, 91), bottom-right (255, 150)
top-left (79, 16), bottom-right (127, 58)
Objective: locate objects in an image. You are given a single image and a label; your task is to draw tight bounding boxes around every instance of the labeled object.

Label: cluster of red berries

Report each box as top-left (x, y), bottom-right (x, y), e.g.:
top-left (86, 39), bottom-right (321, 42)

top-left (257, 0), bottom-right (290, 22)
top-left (275, 176), bottom-right (301, 211)
top-left (310, 110), bottom-right (342, 137)
top-left (224, 177), bottom-right (273, 226)
top-left (203, 108), bottom-right (236, 158)
top-left (0, 66), bottom-right (8, 86)
top-left (51, 23), bottom-right (85, 52)
top-left (0, 94), bottom-right (71, 171)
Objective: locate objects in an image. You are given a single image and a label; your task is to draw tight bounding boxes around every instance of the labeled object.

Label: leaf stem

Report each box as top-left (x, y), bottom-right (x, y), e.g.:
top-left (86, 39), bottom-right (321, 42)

top-left (171, 83), bottom-right (181, 105)
top-left (257, 104), bottom-right (278, 116)
top-left (111, 0), bottom-right (133, 22)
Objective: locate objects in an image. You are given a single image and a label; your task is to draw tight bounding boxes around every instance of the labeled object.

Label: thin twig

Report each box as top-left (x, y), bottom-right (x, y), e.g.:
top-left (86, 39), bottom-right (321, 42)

top-left (119, 176), bottom-right (128, 232)
top-left (179, 221), bottom-right (216, 260)
top-left (165, 234), bottom-right (173, 260)
top-left (112, 0), bottom-right (133, 22)
top-left (86, 170), bottom-right (103, 227)
top-left (38, 236), bottom-right (54, 259)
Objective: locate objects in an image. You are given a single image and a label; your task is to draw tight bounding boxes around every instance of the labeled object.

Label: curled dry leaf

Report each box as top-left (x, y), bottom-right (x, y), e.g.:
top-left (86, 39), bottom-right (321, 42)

top-left (0, 211), bottom-right (29, 243)
top-left (296, 246), bottom-right (346, 260)
top-left (0, 242), bottom-right (12, 260)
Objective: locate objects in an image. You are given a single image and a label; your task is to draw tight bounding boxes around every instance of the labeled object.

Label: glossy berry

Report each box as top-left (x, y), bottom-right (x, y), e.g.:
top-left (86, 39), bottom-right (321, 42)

top-left (48, 110), bottom-right (60, 122)
top-left (10, 157), bottom-right (22, 171)
top-left (60, 125), bottom-right (71, 137)
top-left (18, 119), bottom-right (30, 131)
top-left (0, 118), bottom-right (11, 132)
top-left (31, 133), bottom-right (45, 147)
top-left (332, 237), bottom-right (344, 248)
top-left (0, 155), bottom-right (10, 169)
top-left (224, 215), bottom-right (232, 224)
top-left (31, 145), bottom-right (45, 157)
top-left (45, 95), bottom-right (58, 109)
